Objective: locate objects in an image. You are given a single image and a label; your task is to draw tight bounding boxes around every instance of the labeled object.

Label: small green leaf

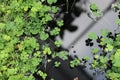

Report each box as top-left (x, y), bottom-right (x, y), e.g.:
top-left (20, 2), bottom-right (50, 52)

top-left (88, 32), bottom-right (98, 40)
top-left (3, 34), bottom-right (11, 41)
top-left (94, 55), bottom-right (99, 59)
top-left (90, 3), bottom-right (103, 17)
top-left (54, 40), bottom-right (62, 47)
top-left (100, 29), bottom-right (109, 37)
top-left (47, 0), bottom-right (57, 4)
top-left (54, 61), bottom-right (61, 67)
top-left (112, 49), bottom-right (120, 67)
top-left (83, 56), bottom-right (89, 61)
top-left (40, 32), bottom-right (49, 40)
top-left (105, 44), bottom-right (113, 52)
top-left (45, 14), bottom-right (52, 21)
top-left (43, 47), bottom-right (51, 55)
top-left (51, 6), bottom-right (59, 13)
top-left (7, 68), bottom-right (18, 76)
top-left (90, 3), bottom-right (98, 11)
top-left (0, 42), bottom-right (4, 49)
top-left (93, 10), bottom-right (103, 17)
top-left (111, 3), bottom-right (119, 12)
top-left (100, 56), bottom-right (108, 64)
top-left (92, 48), bottom-right (99, 55)
top-left (70, 58), bottom-right (80, 68)
top-left (57, 20), bottom-right (64, 27)
top-left (91, 60), bottom-right (99, 68)
top-left (56, 51), bottom-right (68, 60)
top-left (24, 6), bottom-right (28, 11)
top-left (100, 38), bottom-right (113, 46)
top-left (0, 23), bottom-right (5, 29)
top-left (50, 78), bottom-right (54, 80)
top-left (115, 19), bottom-right (120, 26)
top-left (38, 70), bottom-right (47, 80)
top-left (50, 27), bottom-right (60, 36)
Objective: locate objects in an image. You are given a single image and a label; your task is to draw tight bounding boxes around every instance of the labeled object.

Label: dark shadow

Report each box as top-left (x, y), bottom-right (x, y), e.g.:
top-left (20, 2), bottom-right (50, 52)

top-left (34, 57), bottom-right (92, 80)
top-left (48, 0), bottom-right (86, 39)
top-left (67, 0), bottom-right (116, 49)
top-left (33, 0), bottom-right (94, 80)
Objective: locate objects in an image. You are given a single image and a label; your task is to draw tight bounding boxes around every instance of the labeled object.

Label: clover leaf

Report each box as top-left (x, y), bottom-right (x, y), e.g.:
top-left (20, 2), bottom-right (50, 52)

top-left (54, 61), bottom-right (61, 67)
top-left (38, 70), bottom-right (47, 80)
top-left (115, 19), bottom-right (120, 26)
top-left (47, 0), bottom-right (57, 4)
top-left (105, 44), bottom-right (113, 52)
top-left (54, 40), bottom-right (62, 47)
top-left (57, 20), bottom-right (64, 27)
top-left (90, 3), bottom-right (103, 17)
top-left (92, 48), bottom-right (99, 55)
top-left (40, 32), bottom-right (49, 40)
top-left (100, 29), bottom-right (109, 37)
top-left (43, 47), bottom-right (51, 55)
top-left (90, 3), bottom-right (99, 11)
top-left (50, 27), bottom-right (60, 36)
top-left (70, 58), bottom-right (80, 68)
top-left (56, 51), bottom-right (68, 60)
top-left (88, 32), bottom-right (98, 40)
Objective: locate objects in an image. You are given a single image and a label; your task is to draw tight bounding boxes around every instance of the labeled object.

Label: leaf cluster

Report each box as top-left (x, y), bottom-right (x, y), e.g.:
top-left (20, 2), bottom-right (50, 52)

top-left (0, 0), bottom-right (66, 80)
top-left (86, 29), bottom-right (120, 79)
top-left (90, 3), bottom-right (103, 17)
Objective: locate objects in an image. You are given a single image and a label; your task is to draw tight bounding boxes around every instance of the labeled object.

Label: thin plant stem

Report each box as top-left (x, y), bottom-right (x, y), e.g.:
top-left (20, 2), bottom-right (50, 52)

top-left (70, 0), bottom-right (76, 11)
top-left (66, 0), bottom-right (69, 13)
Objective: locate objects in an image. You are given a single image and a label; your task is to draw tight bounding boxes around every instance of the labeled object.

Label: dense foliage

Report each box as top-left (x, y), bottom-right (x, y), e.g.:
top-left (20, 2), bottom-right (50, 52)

top-left (1, 0), bottom-right (120, 80)
top-left (0, 0), bottom-right (69, 80)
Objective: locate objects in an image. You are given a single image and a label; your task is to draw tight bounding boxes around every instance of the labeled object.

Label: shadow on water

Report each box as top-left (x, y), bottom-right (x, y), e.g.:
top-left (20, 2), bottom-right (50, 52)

top-left (34, 57), bottom-right (93, 80)
top-left (33, 0), bottom-right (93, 80)
top-left (48, 0), bottom-right (86, 39)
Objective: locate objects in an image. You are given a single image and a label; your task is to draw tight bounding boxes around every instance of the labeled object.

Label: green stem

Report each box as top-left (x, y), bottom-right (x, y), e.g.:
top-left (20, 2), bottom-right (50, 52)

top-left (70, 0), bottom-right (76, 11)
top-left (66, 0), bottom-right (69, 13)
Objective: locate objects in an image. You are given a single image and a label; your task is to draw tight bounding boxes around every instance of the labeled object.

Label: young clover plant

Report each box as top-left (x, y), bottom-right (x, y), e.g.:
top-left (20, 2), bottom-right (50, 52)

top-left (54, 61), bottom-right (61, 68)
top-left (90, 3), bottom-right (103, 17)
top-left (86, 2), bottom-right (120, 79)
top-left (70, 58), bottom-right (81, 68)
top-left (0, 0), bottom-right (72, 80)
top-left (86, 15), bottom-right (120, 80)
top-left (54, 40), bottom-right (62, 47)
top-left (0, 0), bottom-right (82, 80)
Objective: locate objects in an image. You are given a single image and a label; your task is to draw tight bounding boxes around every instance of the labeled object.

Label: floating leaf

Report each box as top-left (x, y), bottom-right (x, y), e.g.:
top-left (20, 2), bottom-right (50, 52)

top-left (90, 3), bottom-right (103, 17)
top-left (115, 19), bottom-right (120, 26)
top-left (88, 32), bottom-right (98, 40)
top-left (40, 32), bottom-right (49, 40)
top-left (92, 48), bottom-right (99, 55)
top-left (56, 51), bottom-right (68, 60)
top-left (100, 29), bottom-right (109, 37)
top-left (105, 44), bottom-right (113, 52)
top-left (54, 40), bottom-right (62, 47)
top-left (57, 20), bottom-right (64, 27)
top-left (70, 58), bottom-right (80, 68)
top-left (51, 6), bottom-right (59, 13)
top-left (90, 3), bottom-right (98, 11)
top-left (43, 47), bottom-right (51, 55)
top-left (47, 0), bottom-right (57, 4)
top-left (113, 49), bottom-right (120, 67)
top-left (38, 70), bottom-right (47, 80)
top-left (54, 61), bottom-right (61, 67)
top-left (0, 42), bottom-right (4, 49)
top-left (50, 27), bottom-right (60, 36)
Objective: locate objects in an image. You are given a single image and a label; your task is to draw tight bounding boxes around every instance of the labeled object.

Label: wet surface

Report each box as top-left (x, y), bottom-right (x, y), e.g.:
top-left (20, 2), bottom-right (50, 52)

top-left (56, 0), bottom-right (117, 80)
